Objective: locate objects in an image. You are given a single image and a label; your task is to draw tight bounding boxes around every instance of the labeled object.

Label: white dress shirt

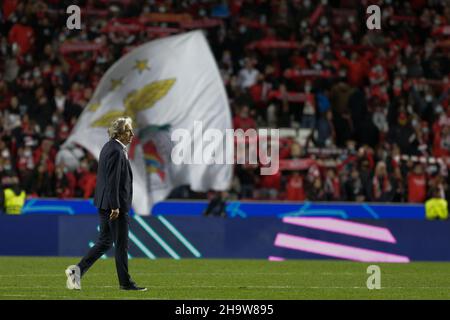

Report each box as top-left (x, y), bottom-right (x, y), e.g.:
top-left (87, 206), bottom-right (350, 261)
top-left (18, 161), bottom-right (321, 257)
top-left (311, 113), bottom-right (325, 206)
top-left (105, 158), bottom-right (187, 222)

top-left (115, 139), bottom-right (128, 160)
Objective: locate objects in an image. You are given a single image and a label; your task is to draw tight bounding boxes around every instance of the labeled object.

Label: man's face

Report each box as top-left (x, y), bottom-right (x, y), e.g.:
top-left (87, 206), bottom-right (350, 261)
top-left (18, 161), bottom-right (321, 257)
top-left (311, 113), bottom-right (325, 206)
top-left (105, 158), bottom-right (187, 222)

top-left (119, 124), bottom-right (134, 145)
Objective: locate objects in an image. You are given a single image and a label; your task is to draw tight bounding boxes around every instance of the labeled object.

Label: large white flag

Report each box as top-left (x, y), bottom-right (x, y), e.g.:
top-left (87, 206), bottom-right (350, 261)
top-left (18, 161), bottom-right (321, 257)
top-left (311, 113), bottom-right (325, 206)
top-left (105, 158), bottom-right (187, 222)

top-left (63, 31), bottom-right (233, 215)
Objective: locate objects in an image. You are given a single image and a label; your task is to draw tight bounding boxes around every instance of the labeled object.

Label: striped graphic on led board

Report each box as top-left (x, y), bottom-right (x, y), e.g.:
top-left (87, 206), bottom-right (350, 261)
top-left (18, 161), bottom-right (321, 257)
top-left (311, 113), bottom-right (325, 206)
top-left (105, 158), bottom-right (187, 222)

top-left (86, 217), bottom-right (201, 259)
top-left (282, 217), bottom-right (396, 243)
top-left (274, 233), bottom-right (410, 263)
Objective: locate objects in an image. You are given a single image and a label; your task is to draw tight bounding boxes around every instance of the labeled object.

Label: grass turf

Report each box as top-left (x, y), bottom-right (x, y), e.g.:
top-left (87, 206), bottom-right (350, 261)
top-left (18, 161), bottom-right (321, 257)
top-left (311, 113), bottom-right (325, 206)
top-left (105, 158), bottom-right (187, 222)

top-left (0, 257), bottom-right (450, 299)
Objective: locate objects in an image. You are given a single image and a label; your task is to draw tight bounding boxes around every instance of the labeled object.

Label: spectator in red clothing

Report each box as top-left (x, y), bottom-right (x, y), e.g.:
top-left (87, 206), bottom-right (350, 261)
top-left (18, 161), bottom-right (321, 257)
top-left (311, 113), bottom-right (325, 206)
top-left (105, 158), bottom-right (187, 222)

top-left (233, 105), bottom-right (256, 131)
top-left (0, 80), bottom-right (12, 111)
top-left (290, 50), bottom-right (307, 69)
top-left (408, 163), bottom-right (427, 203)
top-left (74, 158), bottom-right (96, 198)
top-left (286, 171), bottom-right (305, 201)
top-left (20, 114), bottom-right (33, 135)
top-left (324, 168), bottom-right (341, 201)
top-left (432, 124), bottom-right (450, 157)
top-left (258, 165), bottom-right (281, 200)
top-left (335, 51), bottom-right (372, 87)
top-left (78, 170), bottom-right (96, 199)
top-left (8, 18), bottom-right (34, 55)
top-left (2, 0), bottom-right (19, 20)
top-left (66, 169), bottom-right (77, 196)
top-left (249, 80), bottom-right (263, 105)
top-left (411, 0), bottom-right (427, 10)
top-left (278, 138), bottom-right (293, 160)
top-left (33, 139), bottom-right (56, 174)
top-left (54, 164), bottom-right (74, 198)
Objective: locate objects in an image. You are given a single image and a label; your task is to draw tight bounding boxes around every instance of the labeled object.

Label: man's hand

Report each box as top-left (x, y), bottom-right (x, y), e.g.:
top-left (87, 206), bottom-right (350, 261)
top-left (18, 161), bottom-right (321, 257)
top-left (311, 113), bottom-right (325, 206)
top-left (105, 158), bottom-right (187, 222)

top-left (110, 208), bottom-right (120, 220)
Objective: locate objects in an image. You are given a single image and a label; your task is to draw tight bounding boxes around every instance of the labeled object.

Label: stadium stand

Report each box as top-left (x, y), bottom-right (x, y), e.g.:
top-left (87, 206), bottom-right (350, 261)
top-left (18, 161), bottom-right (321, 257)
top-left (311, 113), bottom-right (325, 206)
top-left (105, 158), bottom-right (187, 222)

top-left (0, 0), bottom-right (449, 206)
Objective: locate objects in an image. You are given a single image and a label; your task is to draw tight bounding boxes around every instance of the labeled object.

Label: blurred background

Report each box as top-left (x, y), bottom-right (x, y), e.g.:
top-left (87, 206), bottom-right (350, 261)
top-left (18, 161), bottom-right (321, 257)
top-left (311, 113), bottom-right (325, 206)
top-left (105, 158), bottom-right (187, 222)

top-left (1, 0), bottom-right (450, 261)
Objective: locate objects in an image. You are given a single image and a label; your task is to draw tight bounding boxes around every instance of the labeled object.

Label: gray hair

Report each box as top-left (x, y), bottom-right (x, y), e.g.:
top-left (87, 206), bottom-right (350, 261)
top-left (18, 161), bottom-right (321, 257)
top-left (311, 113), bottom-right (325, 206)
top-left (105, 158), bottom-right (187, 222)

top-left (108, 117), bottom-right (133, 139)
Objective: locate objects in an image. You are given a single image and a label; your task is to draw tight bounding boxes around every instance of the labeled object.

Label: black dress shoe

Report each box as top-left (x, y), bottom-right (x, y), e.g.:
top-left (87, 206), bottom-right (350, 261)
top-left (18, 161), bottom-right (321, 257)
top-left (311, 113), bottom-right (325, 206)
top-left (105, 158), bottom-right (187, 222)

top-left (120, 284), bottom-right (148, 291)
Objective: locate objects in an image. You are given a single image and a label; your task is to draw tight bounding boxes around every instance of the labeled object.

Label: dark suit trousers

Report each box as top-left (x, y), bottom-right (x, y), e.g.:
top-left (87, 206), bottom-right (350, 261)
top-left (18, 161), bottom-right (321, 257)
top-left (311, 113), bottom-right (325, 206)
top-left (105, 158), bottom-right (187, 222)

top-left (77, 209), bottom-right (132, 287)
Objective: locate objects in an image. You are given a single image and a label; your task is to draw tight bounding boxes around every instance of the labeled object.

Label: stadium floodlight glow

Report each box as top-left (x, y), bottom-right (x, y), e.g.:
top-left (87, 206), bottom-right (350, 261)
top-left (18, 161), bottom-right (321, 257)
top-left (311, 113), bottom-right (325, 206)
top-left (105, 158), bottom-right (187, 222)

top-left (128, 231), bottom-right (156, 259)
top-left (134, 216), bottom-right (180, 259)
top-left (157, 216), bottom-right (201, 258)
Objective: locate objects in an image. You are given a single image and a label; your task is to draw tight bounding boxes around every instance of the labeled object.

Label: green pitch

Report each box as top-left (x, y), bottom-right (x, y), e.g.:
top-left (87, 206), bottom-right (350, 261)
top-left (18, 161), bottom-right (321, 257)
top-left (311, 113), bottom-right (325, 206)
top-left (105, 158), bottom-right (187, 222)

top-left (0, 257), bottom-right (450, 299)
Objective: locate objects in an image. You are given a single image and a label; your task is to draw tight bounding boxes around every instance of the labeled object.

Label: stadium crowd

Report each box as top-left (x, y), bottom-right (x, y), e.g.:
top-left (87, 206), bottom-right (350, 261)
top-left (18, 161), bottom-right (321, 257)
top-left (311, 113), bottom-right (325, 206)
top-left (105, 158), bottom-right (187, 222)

top-left (0, 0), bottom-right (450, 204)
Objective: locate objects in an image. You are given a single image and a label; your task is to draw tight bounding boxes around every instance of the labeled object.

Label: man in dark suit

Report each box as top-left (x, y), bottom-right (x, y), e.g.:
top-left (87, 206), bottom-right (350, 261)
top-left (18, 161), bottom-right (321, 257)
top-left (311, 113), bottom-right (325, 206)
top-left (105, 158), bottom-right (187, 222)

top-left (65, 117), bottom-right (147, 291)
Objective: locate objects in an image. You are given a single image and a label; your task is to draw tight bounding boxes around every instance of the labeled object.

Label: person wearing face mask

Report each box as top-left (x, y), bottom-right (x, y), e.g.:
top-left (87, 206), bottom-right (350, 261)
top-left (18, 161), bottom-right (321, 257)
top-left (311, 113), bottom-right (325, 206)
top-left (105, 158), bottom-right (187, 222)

top-left (408, 163), bottom-right (427, 203)
top-left (344, 166), bottom-right (366, 202)
top-left (54, 164), bottom-right (74, 199)
top-left (238, 58), bottom-right (259, 89)
top-left (233, 105), bottom-right (256, 131)
top-left (388, 111), bottom-right (418, 155)
top-left (433, 124), bottom-right (450, 157)
top-left (335, 50), bottom-right (373, 87)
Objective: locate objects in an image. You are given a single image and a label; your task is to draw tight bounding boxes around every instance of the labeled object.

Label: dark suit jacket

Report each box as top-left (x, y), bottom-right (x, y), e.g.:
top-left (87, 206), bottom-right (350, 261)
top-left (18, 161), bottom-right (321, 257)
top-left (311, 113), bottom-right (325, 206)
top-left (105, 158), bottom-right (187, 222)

top-left (93, 139), bottom-right (133, 213)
